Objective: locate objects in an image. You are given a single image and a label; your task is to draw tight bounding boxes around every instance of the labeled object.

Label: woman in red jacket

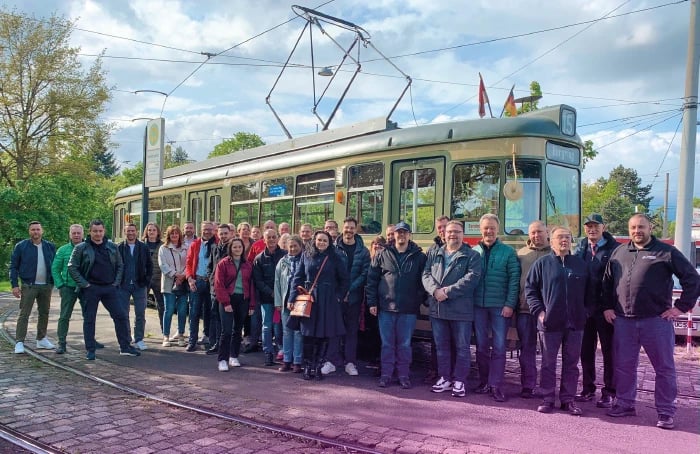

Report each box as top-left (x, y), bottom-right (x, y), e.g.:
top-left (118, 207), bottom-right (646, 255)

top-left (214, 238), bottom-right (255, 371)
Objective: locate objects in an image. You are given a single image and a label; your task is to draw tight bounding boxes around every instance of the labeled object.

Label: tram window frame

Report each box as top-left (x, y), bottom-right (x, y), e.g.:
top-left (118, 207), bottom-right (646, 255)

top-left (450, 161), bottom-right (500, 235)
top-left (209, 194), bottom-right (221, 223)
top-left (504, 160), bottom-right (542, 235)
top-left (398, 167), bottom-right (436, 234)
top-left (230, 181), bottom-right (260, 227)
top-left (545, 163), bottom-right (581, 237)
top-left (347, 162), bottom-right (384, 234)
top-left (191, 197), bottom-right (203, 228)
top-left (261, 176), bottom-right (294, 226)
top-left (295, 170), bottom-right (335, 231)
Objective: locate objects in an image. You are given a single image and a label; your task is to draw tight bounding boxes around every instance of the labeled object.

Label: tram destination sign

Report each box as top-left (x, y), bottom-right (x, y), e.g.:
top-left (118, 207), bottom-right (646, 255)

top-left (546, 143), bottom-right (580, 166)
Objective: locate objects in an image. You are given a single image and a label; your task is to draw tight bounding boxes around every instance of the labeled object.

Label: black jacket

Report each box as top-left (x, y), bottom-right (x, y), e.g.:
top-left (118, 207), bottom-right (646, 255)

top-left (602, 236), bottom-right (700, 317)
top-left (573, 231), bottom-right (621, 315)
top-left (366, 241), bottom-right (427, 314)
top-left (117, 240), bottom-right (153, 288)
top-left (525, 252), bottom-right (591, 332)
top-left (68, 239), bottom-right (123, 288)
top-left (252, 247), bottom-right (286, 304)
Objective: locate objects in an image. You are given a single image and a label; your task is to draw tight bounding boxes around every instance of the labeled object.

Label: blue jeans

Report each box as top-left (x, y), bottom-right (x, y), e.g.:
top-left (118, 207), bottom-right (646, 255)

top-left (614, 316), bottom-right (677, 416)
top-left (163, 292), bottom-right (188, 337)
top-left (188, 278), bottom-right (210, 345)
top-left (431, 317), bottom-right (472, 383)
top-left (516, 312), bottom-right (538, 389)
top-left (119, 283), bottom-right (147, 343)
top-left (539, 329), bottom-right (583, 404)
top-left (378, 311), bottom-right (416, 378)
top-left (474, 306), bottom-right (509, 387)
top-left (281, 309), bottom-right (303, 365)
top-left (82, 284), bottom-right (131, 351)
top-left (260, 303), bottom-right (274, 353)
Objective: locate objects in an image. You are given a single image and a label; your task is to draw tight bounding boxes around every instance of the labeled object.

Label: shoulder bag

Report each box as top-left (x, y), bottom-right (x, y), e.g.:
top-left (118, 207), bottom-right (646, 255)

top-left (290, 256), bottom-right (328, 318)
top-left (170, 249), bottom-right (187, 295)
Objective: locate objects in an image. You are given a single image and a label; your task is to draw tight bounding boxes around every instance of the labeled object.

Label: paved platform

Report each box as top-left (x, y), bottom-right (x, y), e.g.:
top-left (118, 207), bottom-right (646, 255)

top-left (1, 291), bottom-right (699, 453)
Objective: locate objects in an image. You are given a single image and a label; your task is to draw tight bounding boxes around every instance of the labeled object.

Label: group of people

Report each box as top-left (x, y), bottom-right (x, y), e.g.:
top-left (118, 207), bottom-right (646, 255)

top-left (9, 212), bottom-right (699, 430)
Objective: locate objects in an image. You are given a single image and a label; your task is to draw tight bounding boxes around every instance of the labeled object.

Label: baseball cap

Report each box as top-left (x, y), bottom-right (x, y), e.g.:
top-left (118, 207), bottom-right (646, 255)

top-left (394, 221), bottom-right (411, 233)
top-left (584, 213), bottom-right (604, 225)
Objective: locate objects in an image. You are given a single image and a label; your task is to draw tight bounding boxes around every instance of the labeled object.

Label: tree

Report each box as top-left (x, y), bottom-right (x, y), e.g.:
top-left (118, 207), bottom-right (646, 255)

top-left (0, 10), bottom-right (111, 186)
top-left (165, 145), bottom-right (193, 168)
top-left (582, 140), bottom-right (597, 170)
top-left (607, 165), bottom-right (652, 211)
top-left (208, 132), bottom-right (265, 158)
top-left (516, 81), bottom-right (541, 115)
top-left (89, 126), bottom-right (118, 177)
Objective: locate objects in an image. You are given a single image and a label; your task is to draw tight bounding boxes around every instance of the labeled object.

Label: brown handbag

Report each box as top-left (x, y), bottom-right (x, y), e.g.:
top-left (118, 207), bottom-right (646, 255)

top-left (290, 256), bottom-right (328, 317)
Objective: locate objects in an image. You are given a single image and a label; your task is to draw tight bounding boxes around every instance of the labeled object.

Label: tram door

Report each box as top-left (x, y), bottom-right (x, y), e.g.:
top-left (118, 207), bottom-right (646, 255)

top-left (391, 157), bottom-right (445, 339)
top-left (188, 189), bottom-right (222, 233)
top-left (390, 158), bottom-right (445, 237)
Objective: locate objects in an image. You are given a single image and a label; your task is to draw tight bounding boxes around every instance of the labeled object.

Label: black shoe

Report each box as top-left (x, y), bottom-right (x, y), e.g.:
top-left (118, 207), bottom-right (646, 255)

top-left (265, 352), bottom-right (274, 366)
top-left (278, 362), bottom-right (292, 372)
top-left (575, 390), bottom-right (595, 402)
top-left (86, 350), bottom-right (96, 361)
top-left (185, 344), bottom-right (197, 352)
top-left (119, 346), bottom-right (141, 357)
top-left (95, 341), bottom-right (105, 349)
top-left (206, 344), bottom-right (219, 355)
top-left (561, 402), bottom-right (583, 416)
top-left (656, 415), bottom-right (675, 430)
top-left (243, 344), bottom-right (259, 354)
top-left (302, 362), bottom-right (314, 380)
top-left (473, 383), bottom-right (491, 394)
top-left (55, 343), bottom-right (66, 354)
top-left (292, 364), bottom-right (302, 373)
top-left (607, 404), bottom-right (636, 417)
top-left (314, 362), bottom-right (324, 380)
top-left (537, 401), bottom-right (554, 413)
top-left (596, 395), bottom-right (615, 408)
top-left (398, 377), bottom-right (412, 389)
top-left (492, 387), bottom-right (507, 402)
top-left (520, 388), bottom-right (535, 399)
top-left (378, 376), bottom-right (390, 388)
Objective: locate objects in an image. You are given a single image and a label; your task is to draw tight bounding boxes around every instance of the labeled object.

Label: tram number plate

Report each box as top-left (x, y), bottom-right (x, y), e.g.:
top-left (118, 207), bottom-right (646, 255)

top-left (673, 320), bottom-right (697, 331)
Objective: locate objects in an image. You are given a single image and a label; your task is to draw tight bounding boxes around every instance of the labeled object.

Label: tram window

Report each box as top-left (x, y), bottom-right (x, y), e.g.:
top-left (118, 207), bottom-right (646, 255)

top-left (451, 162), bottom-right (500, 234)
top-left (209, 195), bottom-right (221, 223)
top-left (348, 163), bottom-right (384, 234)
top-left (295, 170), bottom-right (335, 231)
top-left (546, 163), bottom-right (580, 237)
top-left (191, 197), bottom-right (203, 227)
top-left (296, 170), bottom-right (335, 197)
top-left (162, 209), bottom-right (181, 229)
top-left (399, 168), bottom-right (436, 234)
top-left (505, 161), bottom-right (541, 235)
top-left (262, 177), bottom-right (294, 197)
top-left (148, 211), bottom-right (162, 228)
top-left (231, 181), bottom-right (259, 202)
top-left (261, 176), bottom-right (293, 226)
top-left (230, 203), bottom-right (260, 228)
top-left (164, 194), bottom-right (182, 209)
top-left (114, 206), bottom-right (125, 239)
top-left (262, 200), bottom-right (292, 226)
top-left (129, 200), bottom-right (142, 234)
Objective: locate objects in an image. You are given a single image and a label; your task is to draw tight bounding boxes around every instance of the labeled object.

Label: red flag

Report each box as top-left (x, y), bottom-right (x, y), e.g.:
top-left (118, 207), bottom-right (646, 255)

top-left (504, 85), bottom-right (517, 117)
top-left (478, 73), bottom-right (490, 118)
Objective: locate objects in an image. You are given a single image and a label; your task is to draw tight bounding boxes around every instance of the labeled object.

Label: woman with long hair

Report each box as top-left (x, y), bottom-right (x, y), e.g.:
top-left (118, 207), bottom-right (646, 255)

top-left (288, 230), bottom-right (349, 380)
top-left (142, 222), bottom-right (165, 332)
top-left (274, 235), bottom-right (304, 373)
top-left (158, 225), bottom-right (189, 347)
top-left (213, 238), bottom-right (255, 371)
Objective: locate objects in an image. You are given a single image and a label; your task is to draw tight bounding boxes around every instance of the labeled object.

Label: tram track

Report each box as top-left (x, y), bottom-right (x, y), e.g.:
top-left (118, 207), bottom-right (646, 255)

top-left (0, 307), bottom-right (381, 454)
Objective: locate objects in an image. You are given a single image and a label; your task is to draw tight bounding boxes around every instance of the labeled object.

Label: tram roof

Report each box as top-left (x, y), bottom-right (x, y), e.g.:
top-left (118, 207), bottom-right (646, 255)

top-left (116, 105), bottom-right (582, 198)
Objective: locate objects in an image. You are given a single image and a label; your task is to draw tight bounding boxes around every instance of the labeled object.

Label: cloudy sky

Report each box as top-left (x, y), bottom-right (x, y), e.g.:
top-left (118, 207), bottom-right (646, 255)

top-left (13, 0), bottom-right (700, 216)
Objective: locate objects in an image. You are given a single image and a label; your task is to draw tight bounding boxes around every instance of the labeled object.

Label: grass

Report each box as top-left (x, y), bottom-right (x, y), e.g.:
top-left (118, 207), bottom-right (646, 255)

top-left (0, 279), bottom-right (11, 292)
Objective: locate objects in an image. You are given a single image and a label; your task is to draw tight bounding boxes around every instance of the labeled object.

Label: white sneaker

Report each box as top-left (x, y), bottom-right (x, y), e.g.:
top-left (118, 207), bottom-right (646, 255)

top-left (199, 335), bottom-right (209, 345)
top-left (162, 337), bottom-right (171, 347)
top-left (177, 337), bottom-right (186, 347)
top-left (229, 357), bottom-right (241, 367)
top-left (14, 342), bottom-right (25, 354)
top-left (345, 362), bottom-right (359, 376)
top-left (452, 381), bottom-right (466, 397)
top-left (431, 377), bottom-right (453, 393)
top-left (170, 332), bottom-right (181, 340)
top-left (36, 338), bottom-right (55, 350)
top-left (218, 360), bottom-right (229, 371)
top-left (135, 340), bottom-right (148, 351)
top-left (320, 361), bottom-right (336, 375)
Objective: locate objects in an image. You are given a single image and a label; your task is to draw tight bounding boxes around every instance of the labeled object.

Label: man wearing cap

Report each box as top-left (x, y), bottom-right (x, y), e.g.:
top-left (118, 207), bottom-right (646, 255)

top-left (573, 213), bottom-right (620, 408)
top-left (367, 221), bottom-right (427, 388)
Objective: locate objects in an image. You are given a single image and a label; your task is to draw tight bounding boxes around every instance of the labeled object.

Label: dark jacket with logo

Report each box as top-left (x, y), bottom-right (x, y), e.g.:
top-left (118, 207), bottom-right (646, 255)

top-left (573, 231), bottom-right (620, 315)
top-left (602, 236), bottom-right (700, 317)
top-left (422, 243), bottom-right (482, 321)
top-left (252, 247), bottom-right (286, 305)
top-left (10, 239), bottom-right (56, 287)
top-left (366, 241), bottom-right (427, 314)
top-left (525, 252), bottom-right (590, 332)
top-left (117, 240), bottom-right (153, 288)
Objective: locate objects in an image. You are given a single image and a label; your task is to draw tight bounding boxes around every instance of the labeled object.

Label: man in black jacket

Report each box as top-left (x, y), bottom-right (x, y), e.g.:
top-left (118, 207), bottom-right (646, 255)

top-left (526, 226), bottom-right (590, 416)
top-left (603, 214), bottom-right (700, 430)
top-left (366, 221), bottom-right (426, 389)
top-left (573, 213), bottom-right (620, 407)
top-left (118, 223), bottom-right (153, 351)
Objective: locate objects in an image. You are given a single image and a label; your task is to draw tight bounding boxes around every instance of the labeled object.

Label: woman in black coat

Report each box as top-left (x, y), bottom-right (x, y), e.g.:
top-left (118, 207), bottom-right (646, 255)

top-left (289, 230), bottom-right (349, 380)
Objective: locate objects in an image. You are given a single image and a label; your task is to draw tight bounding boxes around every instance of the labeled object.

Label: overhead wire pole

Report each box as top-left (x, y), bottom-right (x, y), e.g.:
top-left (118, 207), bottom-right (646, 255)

top-left (674, 0), bottom-right (699, 261)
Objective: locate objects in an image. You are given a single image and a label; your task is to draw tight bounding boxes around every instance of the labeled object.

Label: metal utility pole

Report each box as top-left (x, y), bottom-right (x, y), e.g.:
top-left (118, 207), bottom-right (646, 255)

top-left (674, 0), bottom-right (699, 260)
top-left (663, 172), bottom-right (669, 239)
